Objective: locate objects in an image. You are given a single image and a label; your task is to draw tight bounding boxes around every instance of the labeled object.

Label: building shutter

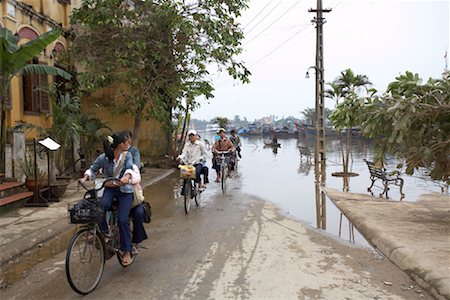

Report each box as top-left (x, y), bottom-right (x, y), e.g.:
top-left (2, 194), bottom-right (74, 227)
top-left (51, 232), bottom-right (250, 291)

top-left (39, 73), bottom-right (49, 113)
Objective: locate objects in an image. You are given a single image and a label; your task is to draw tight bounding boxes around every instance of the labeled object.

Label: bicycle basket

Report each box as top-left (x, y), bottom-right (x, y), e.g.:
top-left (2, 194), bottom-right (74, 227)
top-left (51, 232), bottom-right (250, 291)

top-left (68, 199), bottom-right (103, 224)
top-left (179, 165), bottom-right (196, 179)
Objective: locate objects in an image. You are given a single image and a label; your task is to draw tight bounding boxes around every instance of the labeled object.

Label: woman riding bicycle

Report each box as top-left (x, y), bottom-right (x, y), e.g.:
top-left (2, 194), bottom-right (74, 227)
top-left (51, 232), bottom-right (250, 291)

top-left (81, 131), bottom-right (136, 266)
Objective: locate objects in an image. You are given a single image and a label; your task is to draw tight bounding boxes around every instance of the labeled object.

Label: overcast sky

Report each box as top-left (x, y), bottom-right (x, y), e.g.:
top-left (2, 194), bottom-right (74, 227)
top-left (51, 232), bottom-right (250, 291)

top-left (191, 0), bottom-right (449, 122)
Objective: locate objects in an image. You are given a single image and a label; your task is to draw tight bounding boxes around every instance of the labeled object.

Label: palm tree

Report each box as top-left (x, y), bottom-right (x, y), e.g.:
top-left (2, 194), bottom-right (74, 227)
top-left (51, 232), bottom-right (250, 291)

top-left (324, 82), bottom-right (344, 107)
top-left (0, 28), bottom-right (71, 176)
top-left (329, 69), bottom-right (371, 180)
top-left (335, 68), bottom-right (371, 95)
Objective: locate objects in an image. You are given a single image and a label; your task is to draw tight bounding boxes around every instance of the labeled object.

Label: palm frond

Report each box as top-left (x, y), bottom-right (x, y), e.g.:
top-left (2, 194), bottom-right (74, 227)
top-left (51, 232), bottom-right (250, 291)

top-left (16, 64), bottom-right (72, 80)
top-left (10, 30), bottom-right (61, 70)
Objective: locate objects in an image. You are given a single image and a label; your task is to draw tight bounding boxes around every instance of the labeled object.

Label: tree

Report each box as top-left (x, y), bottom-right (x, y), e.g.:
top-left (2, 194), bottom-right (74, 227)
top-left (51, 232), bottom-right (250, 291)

top-left (70, 0), bottom-right (250, 152)
top-left (362, 71), bottom-right (450, 184)
top-left (213, 117), bottom-right (229, 130)
top-left (0, 28), bottom-right (71, 176)
top-left (301, 107), bottom-right (333, 126)
top-left (329, 69), bottom-right (372, 176)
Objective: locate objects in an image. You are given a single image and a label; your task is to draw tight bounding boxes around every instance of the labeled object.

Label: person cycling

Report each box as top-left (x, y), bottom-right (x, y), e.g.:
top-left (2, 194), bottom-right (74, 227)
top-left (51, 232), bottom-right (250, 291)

top-left (230, 129), bottom-right (242, 159)
top-left (178, 129), bottom-right (209, 190)
top-left (212, 128), bottom-right (235, 182)
top-left (125, 130), bottom-right (142, 170)
top-left (123, 131), bottom-right (147, 250)
top-left (81, 132), bottom-right (135, 266)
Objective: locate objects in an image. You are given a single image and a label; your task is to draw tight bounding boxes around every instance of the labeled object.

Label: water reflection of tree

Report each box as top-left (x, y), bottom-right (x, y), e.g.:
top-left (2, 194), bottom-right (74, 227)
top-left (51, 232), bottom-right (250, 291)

top-left (298, 161), bottom-right (311, 176)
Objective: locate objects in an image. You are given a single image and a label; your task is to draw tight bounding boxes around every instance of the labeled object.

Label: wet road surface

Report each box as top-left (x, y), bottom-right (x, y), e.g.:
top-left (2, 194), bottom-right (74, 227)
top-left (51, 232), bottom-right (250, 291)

top-left (1, 173), bottom-right (432, 299)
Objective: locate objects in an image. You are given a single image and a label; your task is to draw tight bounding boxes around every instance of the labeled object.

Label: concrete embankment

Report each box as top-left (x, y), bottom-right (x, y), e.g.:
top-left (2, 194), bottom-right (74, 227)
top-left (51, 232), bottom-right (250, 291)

top-left (324, 188), bottom-right (450, 300)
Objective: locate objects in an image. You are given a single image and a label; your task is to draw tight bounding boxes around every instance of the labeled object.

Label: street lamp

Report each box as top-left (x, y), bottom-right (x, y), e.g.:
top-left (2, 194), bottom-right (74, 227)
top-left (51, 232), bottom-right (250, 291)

top-left (305, 66), bottom-right (316, 79)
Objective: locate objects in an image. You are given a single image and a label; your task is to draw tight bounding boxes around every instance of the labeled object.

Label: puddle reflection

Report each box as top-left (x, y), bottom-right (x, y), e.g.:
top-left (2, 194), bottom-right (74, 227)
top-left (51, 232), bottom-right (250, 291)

top-left (196, 133), bottom-right (444, 246)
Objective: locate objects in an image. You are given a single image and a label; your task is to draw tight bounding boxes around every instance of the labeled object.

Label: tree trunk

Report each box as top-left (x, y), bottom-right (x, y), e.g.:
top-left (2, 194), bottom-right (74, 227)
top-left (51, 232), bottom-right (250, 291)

top-left (345, 129), bottom-right (352, 174)
top-left (177, 100), bottom-right (190, 156)
top-left (133, 106), bottom-right (144, 148)
top-left (0, 81), bottom-right (8, 176)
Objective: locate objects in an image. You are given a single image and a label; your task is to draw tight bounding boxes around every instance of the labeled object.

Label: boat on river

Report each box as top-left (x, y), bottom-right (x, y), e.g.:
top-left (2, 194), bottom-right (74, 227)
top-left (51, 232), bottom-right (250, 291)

top-left (263, 141), bottom-right (281, 147)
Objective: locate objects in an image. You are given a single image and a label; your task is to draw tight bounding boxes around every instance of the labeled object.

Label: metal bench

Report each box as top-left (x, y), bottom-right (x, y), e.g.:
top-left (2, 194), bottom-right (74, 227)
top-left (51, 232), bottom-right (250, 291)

top-left (364, 159), bottom-right (405, 199)
top-left (298, 145), bottom-right (311, 162)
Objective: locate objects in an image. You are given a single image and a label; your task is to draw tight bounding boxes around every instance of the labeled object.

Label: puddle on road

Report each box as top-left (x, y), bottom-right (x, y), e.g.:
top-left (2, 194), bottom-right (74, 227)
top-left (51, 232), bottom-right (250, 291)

top-left (194, 133), bottom-right (444, 246)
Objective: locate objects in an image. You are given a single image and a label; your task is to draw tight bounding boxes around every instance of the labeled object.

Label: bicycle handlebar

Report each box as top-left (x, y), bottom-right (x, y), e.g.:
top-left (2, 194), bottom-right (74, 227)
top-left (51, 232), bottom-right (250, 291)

top-left (78, 178), bottom-right (123, 192)
top-left (214, 150), bottom-right (233, 155)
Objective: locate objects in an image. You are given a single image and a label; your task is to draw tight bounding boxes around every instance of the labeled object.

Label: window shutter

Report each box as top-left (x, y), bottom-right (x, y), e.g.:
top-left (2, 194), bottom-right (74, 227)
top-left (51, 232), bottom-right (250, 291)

top-left (23, 74), bottom-right (33, 112)
top-left (39, 74), bottom-right (49, 113)
top-left (32, 73), bottom-right (40, 112)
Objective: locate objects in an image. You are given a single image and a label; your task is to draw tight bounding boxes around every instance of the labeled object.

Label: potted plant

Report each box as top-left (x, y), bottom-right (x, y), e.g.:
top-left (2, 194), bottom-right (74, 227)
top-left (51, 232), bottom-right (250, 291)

top-left (17, 152), bottom-right (48, 191)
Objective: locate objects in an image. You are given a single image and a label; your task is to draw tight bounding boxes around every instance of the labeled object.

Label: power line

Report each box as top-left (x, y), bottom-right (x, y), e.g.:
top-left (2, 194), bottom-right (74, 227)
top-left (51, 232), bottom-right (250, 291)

top-left (245, 2), bottom-right (282, 36)
top-left (243, 1), bottom-right (273, 30)
top-left (245, 1), bottom-right (301, 46)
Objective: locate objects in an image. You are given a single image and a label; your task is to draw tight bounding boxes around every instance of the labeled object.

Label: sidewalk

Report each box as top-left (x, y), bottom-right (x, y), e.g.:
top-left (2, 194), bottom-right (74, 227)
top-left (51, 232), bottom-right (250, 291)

top-left (0, 168), bottom-right (174, 288)
top-left (324, 188), bottom-right (450, 300)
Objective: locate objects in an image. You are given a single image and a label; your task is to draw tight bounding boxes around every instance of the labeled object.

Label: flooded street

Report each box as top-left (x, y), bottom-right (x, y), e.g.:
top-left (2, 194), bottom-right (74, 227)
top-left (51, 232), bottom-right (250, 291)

top-left (0, 134), bottom-right (440, 299)
top-left (1, 172), bottom-right (431, 299)
top-left (231, 135), bottom-right (444, 245)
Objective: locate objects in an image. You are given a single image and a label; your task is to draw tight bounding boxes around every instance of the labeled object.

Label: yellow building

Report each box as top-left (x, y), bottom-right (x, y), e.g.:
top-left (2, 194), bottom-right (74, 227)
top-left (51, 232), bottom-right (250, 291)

top-left (0, 0), bottom-right (78, 139)
top-left (2, 0), bottom-right (169, 168)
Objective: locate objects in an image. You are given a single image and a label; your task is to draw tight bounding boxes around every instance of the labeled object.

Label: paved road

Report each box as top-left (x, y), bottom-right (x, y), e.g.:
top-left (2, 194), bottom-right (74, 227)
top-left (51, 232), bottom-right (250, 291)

top-left (1, 174), bottom-right (431, 299)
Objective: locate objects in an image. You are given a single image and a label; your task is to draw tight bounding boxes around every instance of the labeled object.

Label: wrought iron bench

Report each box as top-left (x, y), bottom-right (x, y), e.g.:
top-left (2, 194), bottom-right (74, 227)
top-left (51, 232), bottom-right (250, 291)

top-left (363, 159), bottom-right (405, 199)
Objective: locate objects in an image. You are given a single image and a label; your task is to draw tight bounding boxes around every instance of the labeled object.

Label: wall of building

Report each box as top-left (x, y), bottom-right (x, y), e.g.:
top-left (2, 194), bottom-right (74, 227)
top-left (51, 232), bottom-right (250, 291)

top-left (82, 88), bottom-right (170, 160)
top-left (1, 0), bottom-right (72, 140)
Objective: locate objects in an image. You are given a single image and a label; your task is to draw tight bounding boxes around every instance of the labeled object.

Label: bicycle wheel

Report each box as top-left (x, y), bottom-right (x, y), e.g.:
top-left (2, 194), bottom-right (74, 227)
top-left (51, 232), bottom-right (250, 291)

top-left (184, 180), bottom-right (191, 214)
top-left (66, 228), bottom-right (105, 295)
top-left (221, 165), bottom-right (227, 193)
top-left (194, 181), bottom-right (201, 207)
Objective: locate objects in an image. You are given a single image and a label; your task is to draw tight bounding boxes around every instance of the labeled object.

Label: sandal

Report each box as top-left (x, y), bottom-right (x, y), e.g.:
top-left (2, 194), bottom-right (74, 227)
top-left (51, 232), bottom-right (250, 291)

top-left (121, 251), bottom-right (133, 266)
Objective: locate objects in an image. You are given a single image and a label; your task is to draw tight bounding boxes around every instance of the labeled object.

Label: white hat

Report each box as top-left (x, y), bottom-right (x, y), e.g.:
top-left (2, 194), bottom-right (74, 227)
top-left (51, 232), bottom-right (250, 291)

top-left (187, 129), bottom-right (198, 136)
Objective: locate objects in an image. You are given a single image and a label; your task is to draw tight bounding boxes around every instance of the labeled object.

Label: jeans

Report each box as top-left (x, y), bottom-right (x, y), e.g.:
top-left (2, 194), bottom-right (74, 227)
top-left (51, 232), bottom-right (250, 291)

top-left (131, 204), bottom-right (148, 244)
top-left (100, 188), bottom-right (133, 252)
top-left (193, 163), bottom-right (203, 184)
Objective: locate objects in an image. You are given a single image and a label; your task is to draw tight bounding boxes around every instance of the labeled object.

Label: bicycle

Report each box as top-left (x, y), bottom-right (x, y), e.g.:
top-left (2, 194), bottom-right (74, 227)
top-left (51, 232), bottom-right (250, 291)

top-left (65, 178), bottom-right (136, 295)
top-left (179, 164), bottom-right (202, 214)
top-left (215, 150), bottom-right (233, 193)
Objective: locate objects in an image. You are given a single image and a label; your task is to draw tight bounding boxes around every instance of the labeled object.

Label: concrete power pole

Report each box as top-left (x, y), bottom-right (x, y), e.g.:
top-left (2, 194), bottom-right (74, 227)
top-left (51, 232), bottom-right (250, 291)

top-left (309, 0), bottom-right (331, 184)
top-left (309, 0), bottom-right (331, 230)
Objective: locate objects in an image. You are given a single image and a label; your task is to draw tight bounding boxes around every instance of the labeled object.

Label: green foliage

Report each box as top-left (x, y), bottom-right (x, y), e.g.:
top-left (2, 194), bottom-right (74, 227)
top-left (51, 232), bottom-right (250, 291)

top-left (213, 117), bottom-right (229, 130)
top-left (79, 113), bottom-right (112, 164)
top-left (362, 71), bottom-right (450, 183)
top-left (301, 107), bottom-right (334, 126)
top-left (17, 152), bottom-right (46, 179)
top-left (0, 27), bottom-right (72, 175)
top-left (328, 68), bottom-right (372, 175)
top-left (70, 0), bottom-right (250, 147)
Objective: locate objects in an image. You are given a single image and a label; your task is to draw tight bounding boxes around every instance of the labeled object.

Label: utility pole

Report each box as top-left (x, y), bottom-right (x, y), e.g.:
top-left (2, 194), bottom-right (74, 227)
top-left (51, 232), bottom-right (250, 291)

top-left (309, 0), bottom-right (331, 184)
top-left (310, 0), bottom-right (330, 230)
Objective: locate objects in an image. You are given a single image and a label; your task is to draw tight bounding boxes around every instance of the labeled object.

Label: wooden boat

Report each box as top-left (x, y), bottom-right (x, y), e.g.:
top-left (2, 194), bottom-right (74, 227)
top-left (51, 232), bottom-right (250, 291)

top-left (263, 141), bottom-right (281, 147)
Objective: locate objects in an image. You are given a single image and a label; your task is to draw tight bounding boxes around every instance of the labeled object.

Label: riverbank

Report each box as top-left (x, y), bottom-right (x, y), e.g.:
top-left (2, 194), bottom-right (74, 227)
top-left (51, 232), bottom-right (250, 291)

top-left (324, 188), bottom-right (450, 300)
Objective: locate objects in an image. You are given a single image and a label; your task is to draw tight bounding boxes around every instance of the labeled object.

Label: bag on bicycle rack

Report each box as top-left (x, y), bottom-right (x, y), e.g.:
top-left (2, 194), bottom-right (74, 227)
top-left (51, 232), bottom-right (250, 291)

top-left (179, 165), bottom-right (196, 179)
top-left (142, 201), bottom-right (152, 223)
top-left (68, 199), bottom-right (104, 224)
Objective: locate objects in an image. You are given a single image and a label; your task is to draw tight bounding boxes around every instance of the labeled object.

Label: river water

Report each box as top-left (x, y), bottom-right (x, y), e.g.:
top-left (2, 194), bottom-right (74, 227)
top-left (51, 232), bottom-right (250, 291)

top-left (201, 133), bottom-right (444, 246)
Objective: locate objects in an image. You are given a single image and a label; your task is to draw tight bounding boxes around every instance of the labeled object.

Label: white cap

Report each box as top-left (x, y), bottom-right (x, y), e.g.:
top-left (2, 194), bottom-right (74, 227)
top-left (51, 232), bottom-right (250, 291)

top-left (187, 129), bottom-right (198, 136)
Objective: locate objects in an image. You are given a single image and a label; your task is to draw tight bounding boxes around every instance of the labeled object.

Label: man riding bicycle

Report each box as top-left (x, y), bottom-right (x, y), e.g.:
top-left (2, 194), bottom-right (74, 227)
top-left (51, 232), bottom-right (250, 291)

top-left (230, 129), bottom-right (242, 159)
top-left (212, 128), bottom-right (235, 182)
top-left (178, 129), bottom-right (209, 190)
